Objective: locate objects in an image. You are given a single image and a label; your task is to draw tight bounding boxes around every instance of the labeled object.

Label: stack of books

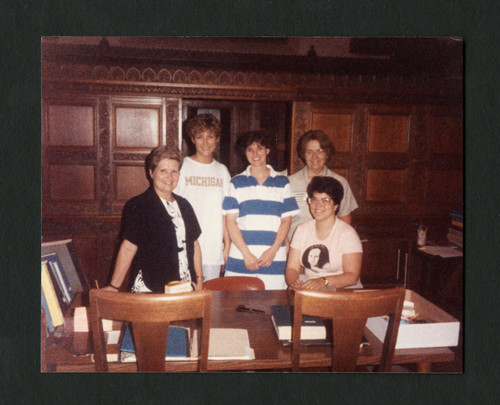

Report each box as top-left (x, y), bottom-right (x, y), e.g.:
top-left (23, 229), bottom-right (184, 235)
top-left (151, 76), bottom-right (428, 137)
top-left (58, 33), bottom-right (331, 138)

top-left (41, 239), bottom-right (89, 334)
top-left (447, 210), bottom-right (463, 248)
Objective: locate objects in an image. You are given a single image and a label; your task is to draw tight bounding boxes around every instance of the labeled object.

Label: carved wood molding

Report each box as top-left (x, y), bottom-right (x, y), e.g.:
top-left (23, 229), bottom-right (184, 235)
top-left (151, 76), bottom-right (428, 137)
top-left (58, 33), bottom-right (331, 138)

top-left (165, 100), bottom-right (179, 147)
top-left (42, 61), bottom-right (461, 102)
top-left (98, 97), bottom-right (112, 215)
top-left (43, 79), bottom-right (297, 101)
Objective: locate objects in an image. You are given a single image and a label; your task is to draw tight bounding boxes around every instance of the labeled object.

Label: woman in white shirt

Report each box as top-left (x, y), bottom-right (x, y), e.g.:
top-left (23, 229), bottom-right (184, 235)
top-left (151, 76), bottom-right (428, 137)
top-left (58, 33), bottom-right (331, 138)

top-left (285, 176), bottom-right (363, 290)
top-left (175, 114), bottom-right (231, 281)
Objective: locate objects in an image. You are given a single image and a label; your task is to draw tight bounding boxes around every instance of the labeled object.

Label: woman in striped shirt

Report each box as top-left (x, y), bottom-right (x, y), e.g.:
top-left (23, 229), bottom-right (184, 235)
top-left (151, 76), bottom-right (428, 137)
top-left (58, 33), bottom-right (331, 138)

top-left (222, 131), bottom-right (299, 290)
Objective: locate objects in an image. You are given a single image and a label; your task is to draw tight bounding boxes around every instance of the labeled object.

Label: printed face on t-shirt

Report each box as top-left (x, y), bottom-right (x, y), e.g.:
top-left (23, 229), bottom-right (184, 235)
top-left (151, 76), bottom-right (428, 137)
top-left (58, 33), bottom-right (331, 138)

top-left (308, 248), bottom-right (321, 267)
top-left (302, 244), bottom-right (330, 273)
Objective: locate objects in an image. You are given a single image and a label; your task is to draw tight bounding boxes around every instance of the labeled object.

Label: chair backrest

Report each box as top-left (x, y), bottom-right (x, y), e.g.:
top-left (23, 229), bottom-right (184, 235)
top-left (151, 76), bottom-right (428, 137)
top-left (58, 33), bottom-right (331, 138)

top-left (292, 288), bottom-right (405, 372)
top-left (89, 289), bottom-right (212, 372)
top-left (203, 276), bottom-right (265, 291)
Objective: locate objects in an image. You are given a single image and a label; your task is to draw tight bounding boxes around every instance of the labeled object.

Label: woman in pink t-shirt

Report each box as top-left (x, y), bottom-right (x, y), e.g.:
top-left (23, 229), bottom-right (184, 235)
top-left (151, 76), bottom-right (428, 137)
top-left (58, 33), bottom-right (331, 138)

top-left (285, 176), bottom-right (363, 290)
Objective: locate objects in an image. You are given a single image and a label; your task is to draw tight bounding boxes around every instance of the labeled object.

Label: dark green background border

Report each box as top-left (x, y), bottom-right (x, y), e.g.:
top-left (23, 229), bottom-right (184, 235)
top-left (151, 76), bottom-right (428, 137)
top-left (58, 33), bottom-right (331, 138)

top-left (1, 0), bottom-right (498, 402)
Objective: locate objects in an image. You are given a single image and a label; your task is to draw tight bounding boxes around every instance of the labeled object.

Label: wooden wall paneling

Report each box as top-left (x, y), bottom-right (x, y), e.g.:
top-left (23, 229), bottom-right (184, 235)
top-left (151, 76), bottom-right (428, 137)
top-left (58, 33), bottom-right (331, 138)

top-left (49, 164), bottom-right (96, 200)
top-left (111, 96), bottom-right (164, 150)
top-left (363, 106), bottom-right (412, 217)
top-left (114, 163), bottom-right (150, 202)
top-left (425, 167), bottom-right (463, 216)
top-left (365, 169), bottom-right (406, 202)
top-left (47, 104), bottom-right (95, 147)
top-left (114, 106), bottom-right (159, 148)
top-left (423, 105), bottom-right (463, 217)
top-left (367, 109), bottom-right (410, 153)
top-left (44, 96), bottom-right (98, 146)
top-left (427, 107), bottom-right (463, 155)
top-left (406, 106), bottom-right (427, 218)
top-left (42, 95), bottom-right (100, 216)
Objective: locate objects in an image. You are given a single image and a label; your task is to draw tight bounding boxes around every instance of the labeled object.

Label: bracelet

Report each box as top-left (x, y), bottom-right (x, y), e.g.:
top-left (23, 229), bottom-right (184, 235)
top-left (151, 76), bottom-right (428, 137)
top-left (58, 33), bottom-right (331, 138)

top-left (322, 277), bottom-right (329, 287)
top-left (196, 275), bottom-right (204, 280)
top-left (109, 284), bottom-right (120, 290)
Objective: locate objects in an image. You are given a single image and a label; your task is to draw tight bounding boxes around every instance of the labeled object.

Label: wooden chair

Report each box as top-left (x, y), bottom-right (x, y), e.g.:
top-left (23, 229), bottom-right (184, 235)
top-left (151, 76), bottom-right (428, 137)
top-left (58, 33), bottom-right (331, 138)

top-left (89, 289), bottom-right (212, 372)
top-left (203, 276), bottom-right (265, 291)
top-left (292, 288), bottom-right (405, 372)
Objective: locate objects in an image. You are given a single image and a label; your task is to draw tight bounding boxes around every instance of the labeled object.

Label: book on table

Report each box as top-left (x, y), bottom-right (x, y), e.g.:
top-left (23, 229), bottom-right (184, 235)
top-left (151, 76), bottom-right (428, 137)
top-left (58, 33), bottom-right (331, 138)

top-left (42, 253), bottom-right (74, 310)
top-left (41, 287), bottom-right (54, 333)
top-left (120, 324), bottom-right (191, 362)
top-left (271, 305), bottom-right (370, 348)
top-left (189, 328), bottom-right (255, 360)
top-left (41, 261), bottom-right (64, 329)
top-left (271, 305), bottom-right (326, 341)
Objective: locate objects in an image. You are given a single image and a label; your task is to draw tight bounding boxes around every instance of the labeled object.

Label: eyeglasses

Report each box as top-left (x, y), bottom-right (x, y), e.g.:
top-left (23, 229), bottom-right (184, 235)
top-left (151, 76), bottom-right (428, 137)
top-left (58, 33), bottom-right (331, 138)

top-left (305, 149), bottom-right (326, 157)
top-left (307, 197), bottom-right (333, 205)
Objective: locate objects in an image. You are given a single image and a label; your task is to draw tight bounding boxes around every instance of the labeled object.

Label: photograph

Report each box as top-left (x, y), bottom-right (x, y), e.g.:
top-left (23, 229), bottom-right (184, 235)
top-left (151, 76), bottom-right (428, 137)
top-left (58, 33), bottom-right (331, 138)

top-left (41, 36), bottom-right (463, 374)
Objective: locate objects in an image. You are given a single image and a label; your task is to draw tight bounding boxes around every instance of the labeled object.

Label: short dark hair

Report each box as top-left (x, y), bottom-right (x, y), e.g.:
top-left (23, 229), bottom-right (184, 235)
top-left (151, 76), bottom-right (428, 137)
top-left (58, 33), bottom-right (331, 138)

top-left (297, 130), bottom-right (336, 165)
top-left (145, 145), bottom-right (183, 182)
top-left (307, 176), bottom-right (344, 214)
top-left (185, 114), bottom-right (222, 140)
top-left (234, 130), bottom-right (275, 162)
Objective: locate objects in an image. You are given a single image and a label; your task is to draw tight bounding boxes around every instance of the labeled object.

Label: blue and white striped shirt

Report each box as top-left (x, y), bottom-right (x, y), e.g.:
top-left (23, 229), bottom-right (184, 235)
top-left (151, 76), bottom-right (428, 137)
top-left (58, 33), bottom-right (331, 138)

top-left (223, 165), bottom-right (299, 275)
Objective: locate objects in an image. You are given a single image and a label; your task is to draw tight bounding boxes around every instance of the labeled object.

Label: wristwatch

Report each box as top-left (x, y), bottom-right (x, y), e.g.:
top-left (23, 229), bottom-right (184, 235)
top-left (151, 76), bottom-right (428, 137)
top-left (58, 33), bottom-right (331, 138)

top-left (322, 277), bottom-right (329, 286)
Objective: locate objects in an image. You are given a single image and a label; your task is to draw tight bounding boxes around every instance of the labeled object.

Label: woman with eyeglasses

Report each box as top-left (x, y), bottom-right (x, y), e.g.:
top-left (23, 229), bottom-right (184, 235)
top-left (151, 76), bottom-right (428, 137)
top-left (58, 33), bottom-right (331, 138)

top-left (285, 176), bottom-right (363, 290)
top-left (287, 130), bottom-right (358, 239)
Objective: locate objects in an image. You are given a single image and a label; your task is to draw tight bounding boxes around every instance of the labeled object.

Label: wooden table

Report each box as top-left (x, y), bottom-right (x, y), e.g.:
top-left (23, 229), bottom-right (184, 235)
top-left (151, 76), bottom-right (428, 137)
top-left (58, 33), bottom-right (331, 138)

top-left (46, 290), bottom-right (455, 372)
